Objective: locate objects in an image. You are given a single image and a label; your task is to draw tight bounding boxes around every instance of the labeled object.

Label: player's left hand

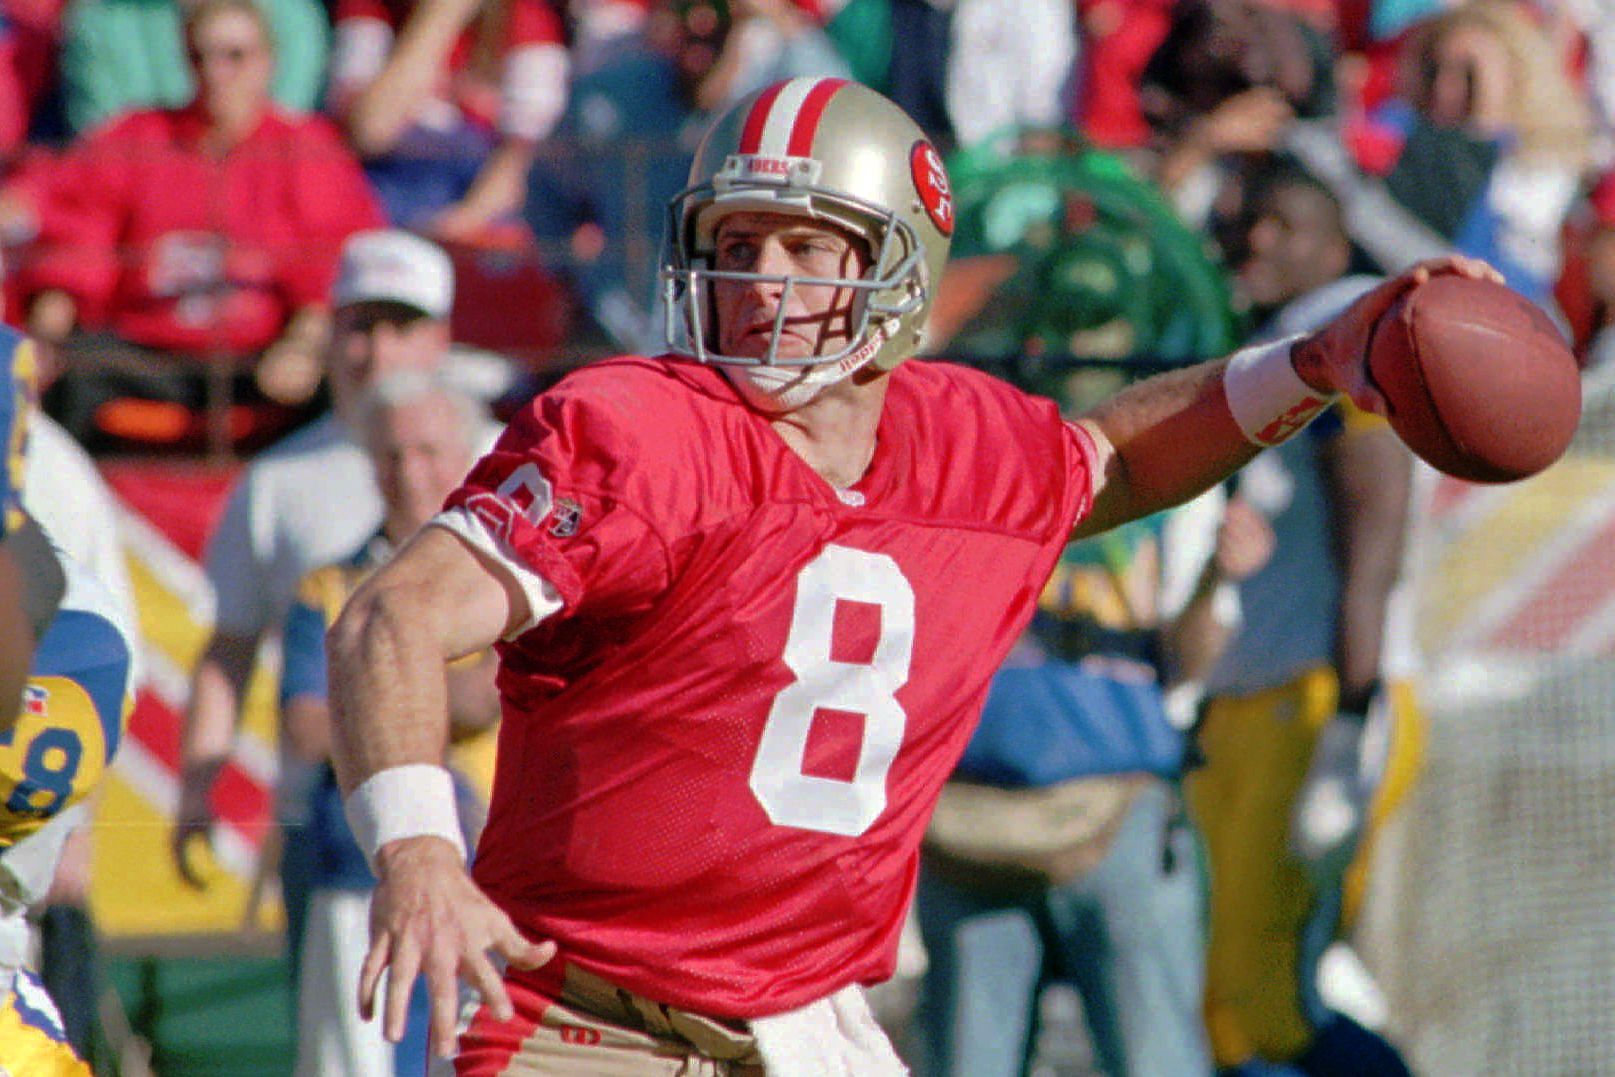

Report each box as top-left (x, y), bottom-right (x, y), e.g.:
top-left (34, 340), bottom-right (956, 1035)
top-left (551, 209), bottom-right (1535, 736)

top-left (360, 834), bottom-right (556, 1059)
top-left (1290, 255), bottom-right (1504, 415)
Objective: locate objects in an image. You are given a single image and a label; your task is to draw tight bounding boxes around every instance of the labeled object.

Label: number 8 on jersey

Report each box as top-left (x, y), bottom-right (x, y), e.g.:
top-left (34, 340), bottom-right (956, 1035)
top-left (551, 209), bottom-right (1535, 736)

top-left (749, 545), bottom-right (915, 837)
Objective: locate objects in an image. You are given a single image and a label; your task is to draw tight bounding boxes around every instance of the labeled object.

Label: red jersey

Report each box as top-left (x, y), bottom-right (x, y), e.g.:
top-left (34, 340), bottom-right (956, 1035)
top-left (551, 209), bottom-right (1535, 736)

top-left (443, 356), bottom-right (1094, 1018)
top-left (21, 105), bottom-right (384, 354)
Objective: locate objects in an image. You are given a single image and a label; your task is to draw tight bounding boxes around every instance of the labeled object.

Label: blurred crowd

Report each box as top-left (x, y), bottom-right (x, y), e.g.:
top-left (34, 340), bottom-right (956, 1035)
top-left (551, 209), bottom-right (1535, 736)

top-left (0, 0), bottom-right (1611, 457)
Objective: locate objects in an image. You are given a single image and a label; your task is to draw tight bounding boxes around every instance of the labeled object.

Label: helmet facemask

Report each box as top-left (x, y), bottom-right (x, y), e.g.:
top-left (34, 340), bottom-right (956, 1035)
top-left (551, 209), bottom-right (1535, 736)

top-left (662, 167), bottom-right (927, 381)
top-left (660, 78), bottom-right (955, 397)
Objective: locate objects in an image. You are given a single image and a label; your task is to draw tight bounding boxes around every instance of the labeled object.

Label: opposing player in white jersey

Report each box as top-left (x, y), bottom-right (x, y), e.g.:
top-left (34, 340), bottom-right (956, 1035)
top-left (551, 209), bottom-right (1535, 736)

top-left (0, 325), bottom-right (63, 726)
top-left (0, 319), bottom-right (126, 1077)
top-left (0, 549), bottom-right (134, 1077)
top-left (326, 78), bottom-right (1498, 1076)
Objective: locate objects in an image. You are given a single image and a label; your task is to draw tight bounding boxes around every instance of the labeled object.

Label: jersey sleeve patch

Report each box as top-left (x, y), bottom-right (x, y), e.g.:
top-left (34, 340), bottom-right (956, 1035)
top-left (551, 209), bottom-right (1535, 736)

top-left (441, 388), bottom-right (675, 634)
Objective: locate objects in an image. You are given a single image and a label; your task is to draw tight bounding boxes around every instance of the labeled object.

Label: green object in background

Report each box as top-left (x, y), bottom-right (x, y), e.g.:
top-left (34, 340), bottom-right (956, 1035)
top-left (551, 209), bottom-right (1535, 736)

top-left (942, 128), bottom-right (1236, 385)
top-left (823, 0), bottom-right (892, 94)
top-left (61, 0), bottom-right (331, 135)
top-left (104, 954), bottom-right (295, 1077)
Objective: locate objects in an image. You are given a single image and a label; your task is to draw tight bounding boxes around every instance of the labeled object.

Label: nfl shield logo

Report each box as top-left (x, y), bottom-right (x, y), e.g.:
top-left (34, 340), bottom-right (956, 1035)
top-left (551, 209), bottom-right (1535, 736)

top-left (549, 498), bottom-right (582, 538)
top-left (22, 686), bottom-right (46, 716)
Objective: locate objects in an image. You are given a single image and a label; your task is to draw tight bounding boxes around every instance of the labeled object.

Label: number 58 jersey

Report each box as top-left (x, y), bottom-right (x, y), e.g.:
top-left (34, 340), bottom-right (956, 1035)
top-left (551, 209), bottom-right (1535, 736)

top-left (2, 554), bottom-right (131, 852)
top-left (437, 356), bottom-right (1094, 1019)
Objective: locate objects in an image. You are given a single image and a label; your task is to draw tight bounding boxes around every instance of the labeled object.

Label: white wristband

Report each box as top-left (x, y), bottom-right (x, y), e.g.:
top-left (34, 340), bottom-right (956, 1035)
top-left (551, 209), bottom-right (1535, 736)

top-left (344, 764), bottom-right (466, 872)
top-left (1223, 335), bottom-right (1336, 446)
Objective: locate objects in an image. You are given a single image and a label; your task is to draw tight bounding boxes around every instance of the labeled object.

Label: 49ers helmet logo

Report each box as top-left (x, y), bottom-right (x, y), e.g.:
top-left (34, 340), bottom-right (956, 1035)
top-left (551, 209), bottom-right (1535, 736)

top-left (910, 141), bottom-right (953, 237)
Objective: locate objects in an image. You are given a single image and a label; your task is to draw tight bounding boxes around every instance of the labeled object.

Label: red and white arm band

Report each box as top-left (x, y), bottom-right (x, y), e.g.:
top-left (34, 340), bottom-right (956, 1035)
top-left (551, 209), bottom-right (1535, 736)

top-left (344, 764), bottom-right (466, 872)
top-left (1222, 335), bottom-right (1337, 447)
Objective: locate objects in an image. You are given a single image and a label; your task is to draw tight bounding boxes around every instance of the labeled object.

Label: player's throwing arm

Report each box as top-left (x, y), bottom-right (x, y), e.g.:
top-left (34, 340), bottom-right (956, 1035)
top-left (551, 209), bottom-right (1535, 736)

top-left (327, 527), bottom-right (555, 1059)
top-left (1079, 255), bottom-right (1559, 544)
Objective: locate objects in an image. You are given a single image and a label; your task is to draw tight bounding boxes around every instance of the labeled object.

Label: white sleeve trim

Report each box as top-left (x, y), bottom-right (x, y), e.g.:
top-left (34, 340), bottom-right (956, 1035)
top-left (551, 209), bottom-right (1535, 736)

top-left (430, 508), bottom-right (565, 640)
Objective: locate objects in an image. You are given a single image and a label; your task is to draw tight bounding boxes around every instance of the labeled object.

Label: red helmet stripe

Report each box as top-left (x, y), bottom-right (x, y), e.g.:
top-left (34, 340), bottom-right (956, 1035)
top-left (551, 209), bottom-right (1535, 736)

top-left (785, 78), bottom-right (849, 157)
top-left (738, 82), bottom-right (787, 154)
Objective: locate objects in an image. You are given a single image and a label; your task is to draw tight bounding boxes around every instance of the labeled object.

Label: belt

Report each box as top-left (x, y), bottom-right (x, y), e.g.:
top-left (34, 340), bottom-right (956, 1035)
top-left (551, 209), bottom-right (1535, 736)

top-left (554, 963), bottom-right (763, 1066)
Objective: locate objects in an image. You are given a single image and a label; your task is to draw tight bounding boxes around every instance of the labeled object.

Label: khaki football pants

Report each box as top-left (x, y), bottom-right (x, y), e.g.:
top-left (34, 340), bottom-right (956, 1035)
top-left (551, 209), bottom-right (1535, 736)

top-left (443, 963), bottom-right (767, 1077)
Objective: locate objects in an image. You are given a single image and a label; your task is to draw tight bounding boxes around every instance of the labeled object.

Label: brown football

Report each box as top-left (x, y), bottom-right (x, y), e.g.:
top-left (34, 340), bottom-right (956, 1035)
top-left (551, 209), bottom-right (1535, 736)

top-left (1366, 275), bottom-right (1581, 483)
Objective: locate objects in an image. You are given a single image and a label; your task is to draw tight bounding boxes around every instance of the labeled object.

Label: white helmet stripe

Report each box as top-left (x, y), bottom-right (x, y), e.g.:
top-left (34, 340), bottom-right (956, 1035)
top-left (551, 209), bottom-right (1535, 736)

top-left (738, 77), bottom-right (847, 158)
top-left (667, 79), bottom-right (949, 374)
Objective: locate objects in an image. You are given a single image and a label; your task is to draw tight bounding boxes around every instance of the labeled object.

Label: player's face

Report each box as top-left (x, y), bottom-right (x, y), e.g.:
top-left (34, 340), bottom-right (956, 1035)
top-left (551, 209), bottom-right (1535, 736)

top-left (368, 395), bottom-right (475, 536)
top-left (1238, 183), bottom-right (1350, 309)
top-left (710, 212), bottom-right (870, 363)
top-left (330, 302), bottom-right (449, 412)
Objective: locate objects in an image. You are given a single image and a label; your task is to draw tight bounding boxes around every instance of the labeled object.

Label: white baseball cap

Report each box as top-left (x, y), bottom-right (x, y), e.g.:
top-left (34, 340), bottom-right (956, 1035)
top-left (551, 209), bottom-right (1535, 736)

top-left (333, 229), bottom-right (454, 318)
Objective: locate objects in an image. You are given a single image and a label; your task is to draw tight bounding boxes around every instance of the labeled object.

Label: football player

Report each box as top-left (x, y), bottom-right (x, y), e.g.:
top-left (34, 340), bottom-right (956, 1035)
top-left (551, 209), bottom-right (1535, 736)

top-left (0, 550), bottom-right (133, 1077)
top-left (0, 322), bottom-right (133, 1075)
top-left (0, 326), bottom-right (64, 726)
top-left (325, 78), bottom-right (1498, 1076)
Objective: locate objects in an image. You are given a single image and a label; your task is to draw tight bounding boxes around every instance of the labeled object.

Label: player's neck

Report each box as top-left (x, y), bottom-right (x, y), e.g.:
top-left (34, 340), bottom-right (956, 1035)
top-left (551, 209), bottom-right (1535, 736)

top-left (770, 373), bottom-right (887, 490)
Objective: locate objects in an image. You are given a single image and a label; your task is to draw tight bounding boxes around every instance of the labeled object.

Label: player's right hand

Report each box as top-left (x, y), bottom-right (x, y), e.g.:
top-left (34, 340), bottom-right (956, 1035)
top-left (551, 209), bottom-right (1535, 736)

top-left (361, 835), bottom-right (556, 1060)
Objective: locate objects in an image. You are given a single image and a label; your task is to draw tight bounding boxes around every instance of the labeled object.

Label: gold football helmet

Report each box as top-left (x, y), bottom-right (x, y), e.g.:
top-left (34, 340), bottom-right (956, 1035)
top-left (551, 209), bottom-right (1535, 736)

top-left (663, 78), bottom-right (955, 375)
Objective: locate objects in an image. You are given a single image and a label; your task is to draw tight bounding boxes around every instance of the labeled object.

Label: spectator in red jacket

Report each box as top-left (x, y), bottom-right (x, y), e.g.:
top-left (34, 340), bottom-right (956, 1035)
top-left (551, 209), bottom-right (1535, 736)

top-left (4, 0), bottom-right (385, 451)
